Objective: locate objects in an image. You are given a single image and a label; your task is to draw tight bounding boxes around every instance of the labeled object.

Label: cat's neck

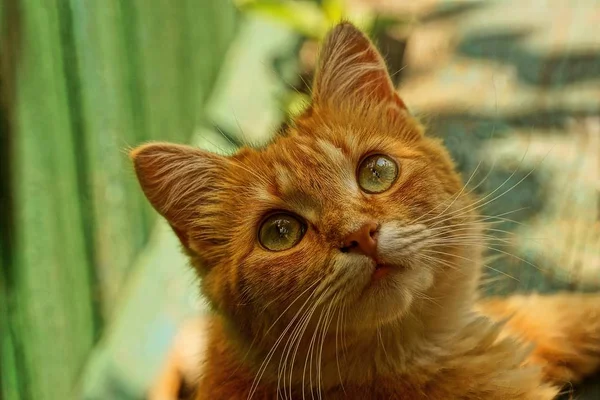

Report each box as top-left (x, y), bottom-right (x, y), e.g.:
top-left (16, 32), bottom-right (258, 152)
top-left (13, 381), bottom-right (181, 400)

top-left (339, 265), bottom-right (480, 380)
top-left (223, 246), bottom-right (483, 391)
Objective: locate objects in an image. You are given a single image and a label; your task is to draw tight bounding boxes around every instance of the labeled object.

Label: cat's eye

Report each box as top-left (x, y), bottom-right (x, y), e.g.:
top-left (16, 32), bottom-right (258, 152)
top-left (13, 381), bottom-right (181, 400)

top-left (357, 154), bottom-right (398, 193)
top-left (258, 213), bottom-right (306, 251)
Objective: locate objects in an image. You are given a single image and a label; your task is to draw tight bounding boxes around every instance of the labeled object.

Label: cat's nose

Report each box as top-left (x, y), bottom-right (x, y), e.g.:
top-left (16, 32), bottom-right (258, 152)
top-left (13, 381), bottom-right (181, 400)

top-left (340, 222), bottom-right (379, 258)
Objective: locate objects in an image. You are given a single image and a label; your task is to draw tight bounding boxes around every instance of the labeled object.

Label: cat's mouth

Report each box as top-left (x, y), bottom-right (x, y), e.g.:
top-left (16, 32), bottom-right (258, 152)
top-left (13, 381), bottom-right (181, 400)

top-left (373, 263), bottom-right (393, 280)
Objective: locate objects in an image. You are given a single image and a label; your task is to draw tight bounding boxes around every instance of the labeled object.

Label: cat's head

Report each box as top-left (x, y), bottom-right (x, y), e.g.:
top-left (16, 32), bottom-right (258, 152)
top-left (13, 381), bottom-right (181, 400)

top-left (132, 23), bottom-right (478, 335)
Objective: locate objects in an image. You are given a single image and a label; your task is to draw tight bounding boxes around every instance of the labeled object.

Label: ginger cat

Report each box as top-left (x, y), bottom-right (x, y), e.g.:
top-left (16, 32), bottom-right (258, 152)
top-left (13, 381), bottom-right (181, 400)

top-left (132, 22), bottom-right (600, 400)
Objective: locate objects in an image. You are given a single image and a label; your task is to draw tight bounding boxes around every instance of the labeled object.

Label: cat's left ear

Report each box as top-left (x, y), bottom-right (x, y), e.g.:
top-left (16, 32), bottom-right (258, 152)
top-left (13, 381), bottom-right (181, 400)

top-left (312, 22), bottom-right (406, 114)
top-left (130, 142), bottom-right (228, 250)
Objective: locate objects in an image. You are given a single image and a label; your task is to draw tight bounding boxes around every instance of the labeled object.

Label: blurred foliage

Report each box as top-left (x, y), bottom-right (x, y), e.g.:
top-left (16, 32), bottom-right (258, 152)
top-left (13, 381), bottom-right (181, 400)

top-left (236, 0), bottom-right (351, 40)
top-left (235, 0), bottom-right (412, 119)
top-left (235, 0), bottom-right (411, 45)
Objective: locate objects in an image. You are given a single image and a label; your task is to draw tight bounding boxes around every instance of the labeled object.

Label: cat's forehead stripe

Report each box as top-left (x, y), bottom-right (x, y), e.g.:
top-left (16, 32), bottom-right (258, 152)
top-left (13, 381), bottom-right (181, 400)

top-left (253, 184), bottom-right (274, 203)
top-left (315, 139), bottom-right (345, 163)
top-left (274, 163), bottom-right (293, 194)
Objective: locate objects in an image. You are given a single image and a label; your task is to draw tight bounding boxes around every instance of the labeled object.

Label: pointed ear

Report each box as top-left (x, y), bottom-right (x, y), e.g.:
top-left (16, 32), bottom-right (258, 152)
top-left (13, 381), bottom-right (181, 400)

top-left (130, 142), bottom-right (228, 248)
top-left (312, 22), bottom-right (406, 112)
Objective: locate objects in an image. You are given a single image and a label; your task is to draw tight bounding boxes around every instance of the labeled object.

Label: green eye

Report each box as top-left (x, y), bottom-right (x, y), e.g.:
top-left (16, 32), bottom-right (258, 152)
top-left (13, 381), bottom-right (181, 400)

top-left (357, 154), bottom-right (399, 193)
top-left (258, 213), bottom-right (306, 251)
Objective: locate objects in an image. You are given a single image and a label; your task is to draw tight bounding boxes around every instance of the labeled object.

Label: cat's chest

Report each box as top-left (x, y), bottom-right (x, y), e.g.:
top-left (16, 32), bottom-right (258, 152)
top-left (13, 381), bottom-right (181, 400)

top-left (198, 355), bottom-right (558, 400)
top-left (199, 318), bottom-right (558, 400)
top-left (197, 377), bottom-right (554, 400)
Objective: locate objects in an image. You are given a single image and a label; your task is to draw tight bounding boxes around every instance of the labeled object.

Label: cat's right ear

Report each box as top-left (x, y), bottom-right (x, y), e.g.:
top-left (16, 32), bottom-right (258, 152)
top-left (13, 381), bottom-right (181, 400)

top-left (311, 22), bottom-right (406, 114)
top-left (130, 142), bottom-right (227, 248)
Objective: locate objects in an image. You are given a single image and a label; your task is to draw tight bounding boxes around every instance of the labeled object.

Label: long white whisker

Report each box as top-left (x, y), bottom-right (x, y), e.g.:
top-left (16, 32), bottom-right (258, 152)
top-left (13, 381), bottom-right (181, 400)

top-left (334, 298), bottom-right (347, 396)
top-left (427, 146), bottom-right (552, 231)
top-left (317, 296), bottom-right (338, 400)
top-left (411, 159), bottom-right (484, 225)
top-left (422, 249), bottom-right (520, 281)
top-left (248, 280), bottom-right (321, 400)
top-left (290, 298), bottom-right (321, 400)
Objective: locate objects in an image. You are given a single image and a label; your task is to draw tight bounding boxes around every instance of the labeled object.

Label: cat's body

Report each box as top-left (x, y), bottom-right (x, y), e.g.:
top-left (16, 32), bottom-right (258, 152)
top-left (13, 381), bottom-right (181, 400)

top-left (134, 23), bottom-right (600, 400)
top-left (155, 292), bottom-right (600, 400)
top-left (198, 312), bottom-right (557, 399)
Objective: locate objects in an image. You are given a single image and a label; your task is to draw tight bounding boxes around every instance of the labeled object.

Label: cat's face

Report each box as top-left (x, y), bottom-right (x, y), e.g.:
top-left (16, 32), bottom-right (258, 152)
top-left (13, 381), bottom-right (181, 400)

top-left (132, 23), bottom-right (474, 333)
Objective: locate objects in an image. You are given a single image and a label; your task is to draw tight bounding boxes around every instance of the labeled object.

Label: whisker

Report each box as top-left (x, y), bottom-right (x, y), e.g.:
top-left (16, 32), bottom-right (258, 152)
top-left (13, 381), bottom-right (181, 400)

top-left (484, 246), bottom-right (544, 272)
top-left (288, 297), bottom-right (321, 400)
top-left (282, 294), bottom-right (321, 400)
top-left (306, 301), bottom-right (327, 400)
top-left (423, 147), bottom-right (535, 229)
top-left (412, 289), bottom-right (444, 308)
top-left (424, 227), bottom-right (516, 242)
top-left (317, 296), bottom-right (338, 400)
top-left (427, 145), bottom-right (551, 231)
top-left (377, 325), bottom-right (393, 367)
top-left (411, 159), bottom-right (484, 225)
top-left (412, 153), bottom-right (502, 227)
top-left (419, 253), bottom-right (463, 274)
top-left (424, 208), bottom-right (530, 233)
top-left (248, 281), bottom-right (321, 400)
top-left (335, 298), bottom-right (347, 396)
top-left (422, 249), bottom-right (520, 281)
top-left (340, 302), bottom-right (349, 364)
top-left (425, 236), bottom-right (514, 246)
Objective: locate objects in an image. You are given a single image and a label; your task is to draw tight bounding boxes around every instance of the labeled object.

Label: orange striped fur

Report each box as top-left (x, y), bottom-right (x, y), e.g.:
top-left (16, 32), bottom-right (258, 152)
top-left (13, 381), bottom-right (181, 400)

top-left (134, 22), bottom-right (600, 400)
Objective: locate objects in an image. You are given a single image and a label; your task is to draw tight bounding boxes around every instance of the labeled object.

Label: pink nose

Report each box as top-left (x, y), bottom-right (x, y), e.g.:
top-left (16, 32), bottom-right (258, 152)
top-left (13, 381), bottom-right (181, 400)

top-left (341, 222), bottom-right (379, 258)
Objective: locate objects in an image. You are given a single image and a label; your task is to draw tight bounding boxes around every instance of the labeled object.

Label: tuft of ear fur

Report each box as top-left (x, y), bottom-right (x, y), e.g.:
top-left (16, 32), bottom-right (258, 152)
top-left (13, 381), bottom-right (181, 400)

top-left (312, 22), bottom-right (406, 112)
top-left (130, 142), bottom-right (228, 247)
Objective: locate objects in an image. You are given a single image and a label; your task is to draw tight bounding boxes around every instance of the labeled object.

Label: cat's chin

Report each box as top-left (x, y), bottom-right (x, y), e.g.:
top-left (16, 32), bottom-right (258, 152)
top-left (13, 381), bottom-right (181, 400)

top-left (344, 262), bottom-right (436, 329)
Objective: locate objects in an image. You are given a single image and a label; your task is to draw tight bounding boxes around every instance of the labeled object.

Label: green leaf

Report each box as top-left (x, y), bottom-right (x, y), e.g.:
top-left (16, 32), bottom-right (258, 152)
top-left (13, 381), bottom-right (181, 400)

top-left (322, 0), bottom-right (345, 24)
top-left (237, 0), bottom-right (328, 39)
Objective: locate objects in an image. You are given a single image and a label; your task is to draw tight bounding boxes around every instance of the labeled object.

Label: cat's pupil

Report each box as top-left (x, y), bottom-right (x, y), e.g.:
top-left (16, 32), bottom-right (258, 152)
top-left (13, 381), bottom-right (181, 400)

top-left (276, 221), bottom-right (289, 238)
top-left (371, 167), bottom-right (381, 179)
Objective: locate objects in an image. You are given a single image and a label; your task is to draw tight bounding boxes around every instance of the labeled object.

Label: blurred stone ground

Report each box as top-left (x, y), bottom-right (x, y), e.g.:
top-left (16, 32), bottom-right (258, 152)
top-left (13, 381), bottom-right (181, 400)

top-left (360, 0), bottom-right (600, 396)
top-left (357, 0), bottom-right (600, 294)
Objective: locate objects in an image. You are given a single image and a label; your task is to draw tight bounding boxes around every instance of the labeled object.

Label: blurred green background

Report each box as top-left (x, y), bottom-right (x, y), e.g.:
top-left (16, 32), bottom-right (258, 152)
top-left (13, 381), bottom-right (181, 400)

top-left (1, 0), bottom-right (599, 399)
